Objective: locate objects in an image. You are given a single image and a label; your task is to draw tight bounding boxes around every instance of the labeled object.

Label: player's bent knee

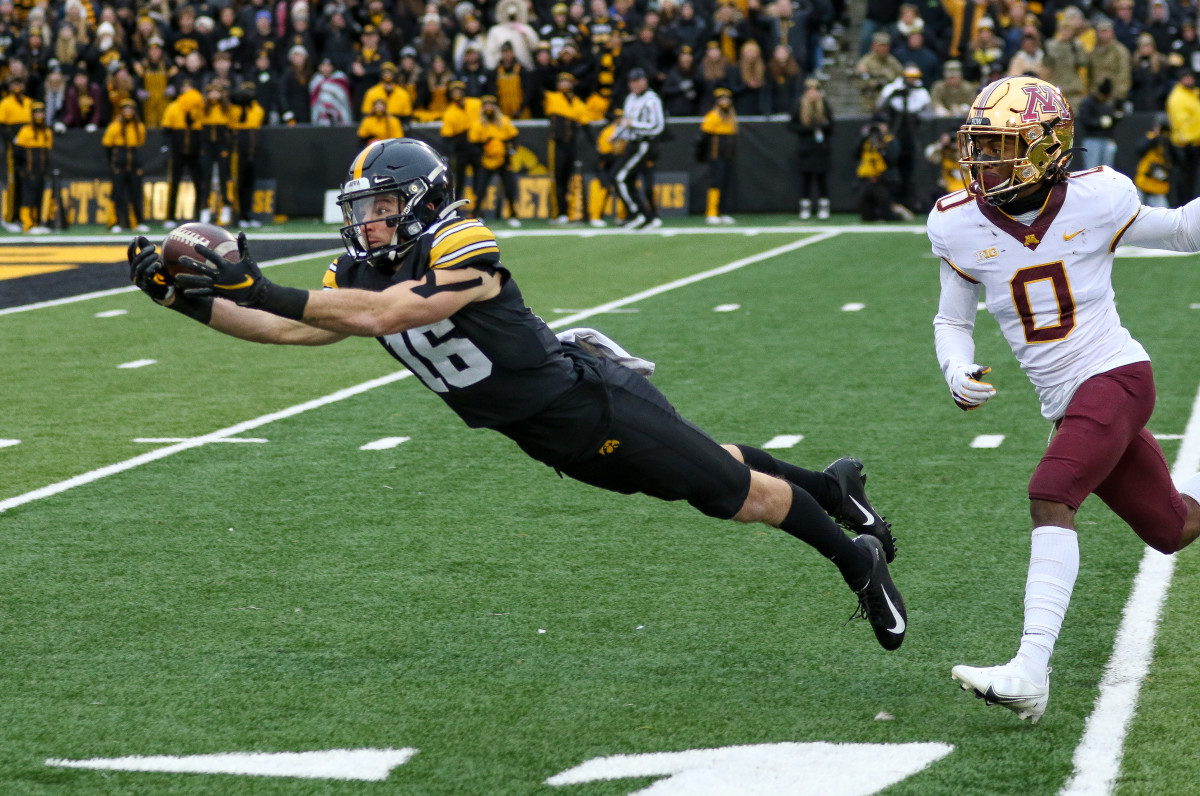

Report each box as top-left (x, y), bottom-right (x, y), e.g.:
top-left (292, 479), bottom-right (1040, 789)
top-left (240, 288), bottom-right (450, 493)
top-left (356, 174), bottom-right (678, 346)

top-left (1029, 498), bottom-right (1075, 528)
top-left (732, 471), bottom-right (789, 525)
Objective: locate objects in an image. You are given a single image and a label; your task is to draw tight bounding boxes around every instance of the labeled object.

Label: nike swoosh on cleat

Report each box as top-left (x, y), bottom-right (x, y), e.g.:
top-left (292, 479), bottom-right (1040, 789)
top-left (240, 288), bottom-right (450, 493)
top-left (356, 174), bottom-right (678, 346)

top-left (848, 495), bottom-right (875, 526)
top-left (982, 686), bottom-right (1032, 705)
top-left (883, 589), bottom-right (905, 634)
top-left (216, 276), bottom-right (255, 290)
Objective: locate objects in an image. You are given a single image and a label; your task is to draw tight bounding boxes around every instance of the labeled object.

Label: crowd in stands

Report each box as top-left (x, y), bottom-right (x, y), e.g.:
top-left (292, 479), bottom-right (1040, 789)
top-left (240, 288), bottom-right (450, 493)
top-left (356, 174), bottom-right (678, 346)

top-left (0, 0), bottom-right (849, 132)
top-left (850, 0), bottom-right (1200, 218)
top-left (856, 0), bottom-right (1200, 119)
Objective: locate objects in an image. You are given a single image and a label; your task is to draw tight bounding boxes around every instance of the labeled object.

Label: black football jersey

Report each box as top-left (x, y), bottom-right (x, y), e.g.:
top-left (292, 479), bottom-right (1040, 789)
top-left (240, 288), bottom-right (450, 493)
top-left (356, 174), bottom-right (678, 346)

top-left (324, 215), bottom-right (577, 428)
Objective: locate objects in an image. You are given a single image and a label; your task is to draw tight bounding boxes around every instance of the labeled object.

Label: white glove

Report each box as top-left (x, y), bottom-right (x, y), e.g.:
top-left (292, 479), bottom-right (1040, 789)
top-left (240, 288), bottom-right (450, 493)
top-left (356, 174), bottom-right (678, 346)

top-left (948, 364), bottom-right (996, 411)
top-left (53, 121), bottom-right (66, 134)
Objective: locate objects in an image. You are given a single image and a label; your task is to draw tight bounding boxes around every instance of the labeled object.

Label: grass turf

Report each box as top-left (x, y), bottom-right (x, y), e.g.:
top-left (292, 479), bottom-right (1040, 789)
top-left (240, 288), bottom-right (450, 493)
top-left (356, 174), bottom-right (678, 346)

top-left (1, 226), bottom-right (1199, 794)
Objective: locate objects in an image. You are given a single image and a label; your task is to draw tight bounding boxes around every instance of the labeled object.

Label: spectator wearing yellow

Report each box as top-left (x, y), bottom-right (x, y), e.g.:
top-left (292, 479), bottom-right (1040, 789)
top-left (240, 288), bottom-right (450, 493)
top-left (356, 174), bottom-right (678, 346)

top-left (230, 81), bottom-right (266, 229)
top-left (494, 40), bottom-right (532, 119)
top-left (468, 95), bottom-right (521, 226)
top-left (102, 99), bottom-right (150, 233)
top-left (13, 101), bottom-right (52, 233)
top-left (358, 97), bottom-right (404, 145)
top-left (1167, 70), bottom-right (1200, 205)
top-left (196, 80), bottom-right (236, 225)
top-left (0, 74), bottom-right (33, 232)
top-left (545, 71), bottom-right (590, 223)
top-left (441, 80), bottom-right (483, 206)
top-left (161, 77), bottom-right (204, 229)
top-left (589, 107), bottom-right (627, 227)
top-left (1135, 115), bottom-right (1172, 208)
top-left (360, 62), bottom-right (413, 126)
top-left (134, 36), bottom-right (176, 128)
top-left (413, 53), bottom-right (455, 121)
top-left (698, 87), bottom-right (738, 224)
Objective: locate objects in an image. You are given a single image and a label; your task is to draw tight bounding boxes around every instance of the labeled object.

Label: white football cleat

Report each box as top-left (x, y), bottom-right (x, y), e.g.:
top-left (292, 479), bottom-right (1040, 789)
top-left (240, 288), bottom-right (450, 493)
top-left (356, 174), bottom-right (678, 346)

top-left (952, 659), bottom-right (1050, 724)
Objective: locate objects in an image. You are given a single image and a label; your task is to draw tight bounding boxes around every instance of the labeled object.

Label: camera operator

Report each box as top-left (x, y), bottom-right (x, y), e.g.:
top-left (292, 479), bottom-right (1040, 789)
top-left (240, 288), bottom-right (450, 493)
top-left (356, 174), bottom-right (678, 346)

top-left (855, 115), bottom-right (911, 222)
top-left (923, 130), bottom-right (966, 205)
top-left (876, 63), bottom-right (931, 212)
top-left (1135, 113), bottom-right (1173, 208)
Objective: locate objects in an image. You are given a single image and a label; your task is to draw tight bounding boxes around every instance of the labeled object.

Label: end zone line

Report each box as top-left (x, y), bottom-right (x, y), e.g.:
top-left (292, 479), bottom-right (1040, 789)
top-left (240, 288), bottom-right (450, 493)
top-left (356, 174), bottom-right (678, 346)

top-left (1060, 379), bottom-right (1200, 795)
top-left (0, 232), bottom-right (838, 514)
top-left (0, 249), bottom-right (344, 318)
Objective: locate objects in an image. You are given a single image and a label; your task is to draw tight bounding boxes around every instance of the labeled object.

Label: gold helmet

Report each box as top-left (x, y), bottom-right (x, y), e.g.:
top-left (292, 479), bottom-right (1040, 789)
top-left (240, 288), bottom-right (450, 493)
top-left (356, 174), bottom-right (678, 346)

top-left (958, 76), bottom-right (1074, 204)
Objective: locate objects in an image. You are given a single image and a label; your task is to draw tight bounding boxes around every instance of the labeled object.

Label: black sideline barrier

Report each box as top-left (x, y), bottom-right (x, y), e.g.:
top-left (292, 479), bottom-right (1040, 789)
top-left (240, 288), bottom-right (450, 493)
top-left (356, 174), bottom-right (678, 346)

top-left (27, 112), bottom-right (1166, 222)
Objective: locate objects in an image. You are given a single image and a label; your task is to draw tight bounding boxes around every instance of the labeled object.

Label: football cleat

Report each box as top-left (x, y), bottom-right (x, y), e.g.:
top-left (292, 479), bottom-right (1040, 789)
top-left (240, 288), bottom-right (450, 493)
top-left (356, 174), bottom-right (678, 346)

top-left (848, 535), bottom-right (907, 650)
top-left (825, 457), bottom-right (896, 562)
top-left (622, 214), bottom-right (647, 230)
top-left (952, 659), bottom-right (1050, 724)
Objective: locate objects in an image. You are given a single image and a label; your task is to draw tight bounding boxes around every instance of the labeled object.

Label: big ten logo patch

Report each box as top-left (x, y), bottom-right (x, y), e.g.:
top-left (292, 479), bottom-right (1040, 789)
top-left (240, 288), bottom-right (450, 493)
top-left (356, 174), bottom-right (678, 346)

top-left (52, 178), bottom-right (277, 225)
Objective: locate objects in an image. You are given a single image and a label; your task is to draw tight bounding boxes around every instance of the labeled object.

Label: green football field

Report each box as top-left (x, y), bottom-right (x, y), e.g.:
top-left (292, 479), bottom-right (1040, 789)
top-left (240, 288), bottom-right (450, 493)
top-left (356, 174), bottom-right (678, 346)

top-left (3, 221), bottom-right (1200, 794)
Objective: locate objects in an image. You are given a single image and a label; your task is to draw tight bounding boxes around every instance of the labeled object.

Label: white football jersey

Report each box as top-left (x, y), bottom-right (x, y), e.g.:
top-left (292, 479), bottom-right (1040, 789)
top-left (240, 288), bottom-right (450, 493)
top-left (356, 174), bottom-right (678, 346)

top-left (928, 167), bottom-right (1148, 419)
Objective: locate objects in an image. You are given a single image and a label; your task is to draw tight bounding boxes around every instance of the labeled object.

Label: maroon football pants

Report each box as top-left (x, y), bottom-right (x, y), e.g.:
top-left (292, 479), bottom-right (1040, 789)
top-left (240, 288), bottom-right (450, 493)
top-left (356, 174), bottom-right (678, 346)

top-left (1029, 361), bottom-right (1187, 553)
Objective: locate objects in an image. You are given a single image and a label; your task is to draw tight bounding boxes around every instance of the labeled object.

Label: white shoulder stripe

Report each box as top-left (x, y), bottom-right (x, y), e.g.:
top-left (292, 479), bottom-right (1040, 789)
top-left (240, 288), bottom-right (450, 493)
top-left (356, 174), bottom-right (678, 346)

top-left (431, 219), bottom-right (485, 248)
top-left (433, 239), bottom-right (499, 266)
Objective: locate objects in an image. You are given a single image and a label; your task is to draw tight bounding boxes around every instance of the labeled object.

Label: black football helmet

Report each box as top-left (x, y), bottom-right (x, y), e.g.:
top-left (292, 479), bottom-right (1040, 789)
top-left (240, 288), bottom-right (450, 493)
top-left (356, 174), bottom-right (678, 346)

top-left (337, 137), bottom-right (461, 265)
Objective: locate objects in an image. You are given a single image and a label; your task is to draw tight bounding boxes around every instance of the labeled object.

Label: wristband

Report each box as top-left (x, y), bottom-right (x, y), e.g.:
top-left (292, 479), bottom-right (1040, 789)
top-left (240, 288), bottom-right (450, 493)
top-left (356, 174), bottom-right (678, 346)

top-left (168, 291), bottom-right (214, 324)
top-left (255, 282), bottom-right (309, 321)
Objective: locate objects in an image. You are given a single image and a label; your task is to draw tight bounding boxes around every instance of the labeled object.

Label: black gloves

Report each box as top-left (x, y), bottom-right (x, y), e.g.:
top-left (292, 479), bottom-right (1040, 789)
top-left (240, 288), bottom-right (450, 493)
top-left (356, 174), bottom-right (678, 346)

top-left (178, 232), bottom-right (309, 321)
top-left (127, 236), bottom-right (213, 324)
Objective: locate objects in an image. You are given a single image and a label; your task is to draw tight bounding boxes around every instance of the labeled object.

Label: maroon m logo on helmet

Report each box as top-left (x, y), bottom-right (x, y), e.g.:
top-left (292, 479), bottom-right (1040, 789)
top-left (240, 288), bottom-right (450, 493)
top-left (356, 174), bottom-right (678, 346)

top-left (1019, 83), bottom-right (1071, 122)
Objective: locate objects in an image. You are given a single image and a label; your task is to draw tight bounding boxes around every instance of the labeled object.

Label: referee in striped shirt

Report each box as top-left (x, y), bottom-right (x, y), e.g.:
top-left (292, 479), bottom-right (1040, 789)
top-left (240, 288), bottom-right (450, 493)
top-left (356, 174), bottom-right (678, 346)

top-left (614, 68), bottom-right (665, 230)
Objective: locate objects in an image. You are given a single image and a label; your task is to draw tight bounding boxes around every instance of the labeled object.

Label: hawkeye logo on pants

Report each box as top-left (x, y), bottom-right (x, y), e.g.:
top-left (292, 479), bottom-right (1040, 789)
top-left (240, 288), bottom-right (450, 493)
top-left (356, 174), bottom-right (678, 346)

top-left (599, 439), bottom-right (621, 455)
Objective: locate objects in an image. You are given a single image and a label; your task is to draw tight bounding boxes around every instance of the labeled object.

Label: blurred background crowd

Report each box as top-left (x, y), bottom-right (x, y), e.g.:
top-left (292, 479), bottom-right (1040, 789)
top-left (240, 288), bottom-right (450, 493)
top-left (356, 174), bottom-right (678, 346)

top-left (0, 0), bottom-right (1197, 230)
top-left (0, 0), bottom-right (844, 130)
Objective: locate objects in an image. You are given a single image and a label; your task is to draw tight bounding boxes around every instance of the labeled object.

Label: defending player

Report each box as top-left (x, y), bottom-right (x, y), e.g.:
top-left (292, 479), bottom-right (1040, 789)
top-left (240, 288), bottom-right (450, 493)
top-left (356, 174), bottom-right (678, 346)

top-left (930, 76), bottom-right (1200, 723)
top-left (126, 137), bottom-right (907, 651)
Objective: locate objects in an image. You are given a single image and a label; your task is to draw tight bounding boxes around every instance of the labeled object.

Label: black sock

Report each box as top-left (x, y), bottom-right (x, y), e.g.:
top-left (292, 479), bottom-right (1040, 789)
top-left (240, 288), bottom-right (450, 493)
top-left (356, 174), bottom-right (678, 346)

top-left (778, 482), bottom-right (871, 587)
top-left (736, 445), bottom-right (838, 511)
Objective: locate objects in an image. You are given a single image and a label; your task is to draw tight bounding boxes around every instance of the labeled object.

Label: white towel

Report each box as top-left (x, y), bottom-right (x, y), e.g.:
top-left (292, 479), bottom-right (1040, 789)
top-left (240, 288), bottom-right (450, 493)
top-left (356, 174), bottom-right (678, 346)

top-left (555, 327), bottom-right (655, 376)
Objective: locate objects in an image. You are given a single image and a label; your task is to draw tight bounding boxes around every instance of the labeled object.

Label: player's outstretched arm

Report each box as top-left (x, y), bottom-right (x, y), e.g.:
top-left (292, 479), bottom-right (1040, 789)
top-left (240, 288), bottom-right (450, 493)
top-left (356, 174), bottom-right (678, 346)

top-left (184, 232), bottom-right (501, 338)
top-left (180, 232), bottom-right (310, 320)
top-left (1122, 197), bottom-right (1200, 252)
top-left (294, 265), bottom-right (503, 337)
top-left (132, 235), bottom-right (344, 346)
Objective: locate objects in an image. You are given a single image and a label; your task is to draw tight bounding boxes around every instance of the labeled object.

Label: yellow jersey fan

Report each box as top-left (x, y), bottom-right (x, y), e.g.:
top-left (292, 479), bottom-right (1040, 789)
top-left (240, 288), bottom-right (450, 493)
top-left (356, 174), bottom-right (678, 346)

top-left (957, 76), bottom-right (1076, 206)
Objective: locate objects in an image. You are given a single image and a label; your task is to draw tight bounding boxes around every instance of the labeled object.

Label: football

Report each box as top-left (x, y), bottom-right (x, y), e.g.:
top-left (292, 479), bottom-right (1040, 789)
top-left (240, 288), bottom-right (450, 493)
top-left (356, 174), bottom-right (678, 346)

top-left (162, 222), bottom-right (240, 277)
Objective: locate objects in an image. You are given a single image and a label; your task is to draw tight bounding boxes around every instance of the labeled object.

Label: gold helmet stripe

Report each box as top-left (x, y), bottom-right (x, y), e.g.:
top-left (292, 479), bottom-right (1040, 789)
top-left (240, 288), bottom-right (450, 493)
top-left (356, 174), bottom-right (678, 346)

top-left (350, 139), bottom-right (386, 179)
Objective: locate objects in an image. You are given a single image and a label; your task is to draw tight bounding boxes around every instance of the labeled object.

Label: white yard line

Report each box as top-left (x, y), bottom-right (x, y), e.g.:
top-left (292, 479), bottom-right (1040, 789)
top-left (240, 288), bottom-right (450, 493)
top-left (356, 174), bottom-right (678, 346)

top-left (0, 232), bottom-right (838, 514)
top-left (1060, 381), bottom-right (1200, 795)
top-left (0, 249), bottom-right (344, 318)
